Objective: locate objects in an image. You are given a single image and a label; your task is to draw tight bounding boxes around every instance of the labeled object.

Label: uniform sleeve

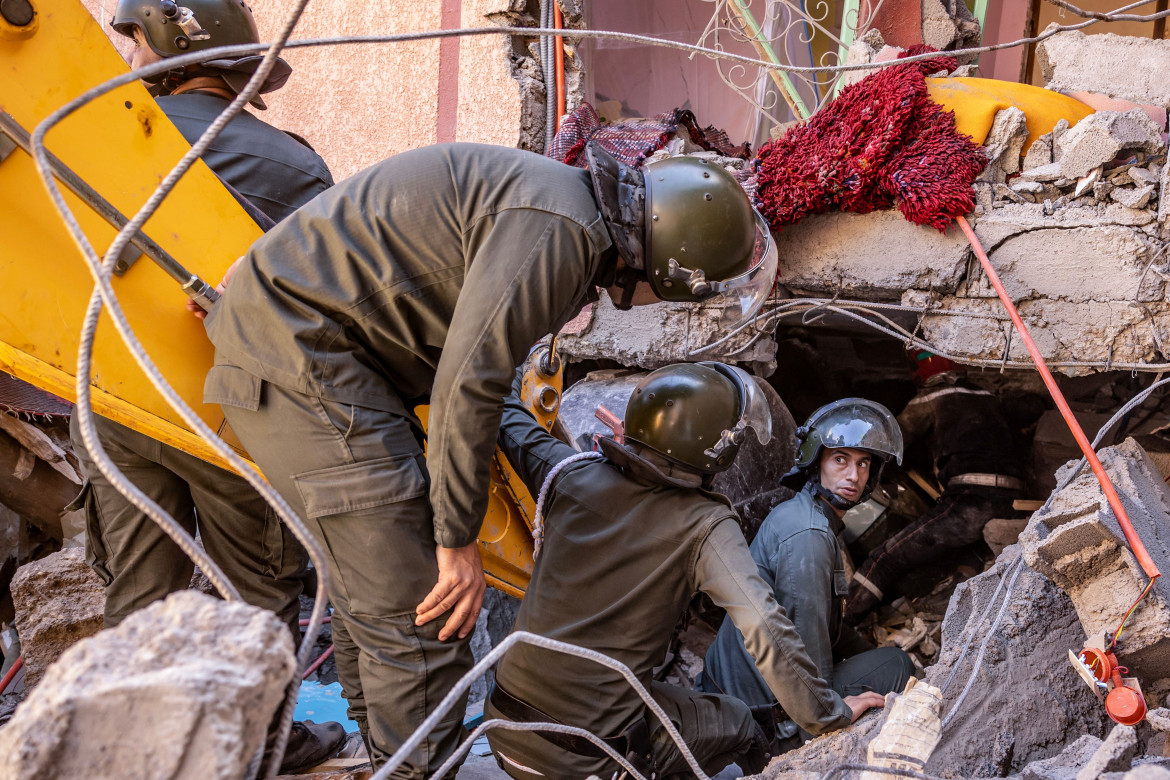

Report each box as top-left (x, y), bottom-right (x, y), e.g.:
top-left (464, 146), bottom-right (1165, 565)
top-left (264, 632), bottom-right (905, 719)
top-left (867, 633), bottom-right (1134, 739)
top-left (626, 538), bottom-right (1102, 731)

top-left (427, 209), bottom-right (598, 548)
top-left (695, 519), bottom-right (853, 735)
top-left (767, 527), bottom-right (840, 690)
top-left (897, 393), bottom-right (932, 446)
top-left (497, 371), bottom-right (581, 497)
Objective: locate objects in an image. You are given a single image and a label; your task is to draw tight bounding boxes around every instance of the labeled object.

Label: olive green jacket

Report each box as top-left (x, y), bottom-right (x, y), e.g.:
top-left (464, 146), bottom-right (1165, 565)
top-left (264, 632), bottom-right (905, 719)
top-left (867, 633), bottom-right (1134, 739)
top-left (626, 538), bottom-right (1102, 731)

top-left (493, 395), bottom-right (854, 741)
top-left (205, 143), bottom-right (614, 548)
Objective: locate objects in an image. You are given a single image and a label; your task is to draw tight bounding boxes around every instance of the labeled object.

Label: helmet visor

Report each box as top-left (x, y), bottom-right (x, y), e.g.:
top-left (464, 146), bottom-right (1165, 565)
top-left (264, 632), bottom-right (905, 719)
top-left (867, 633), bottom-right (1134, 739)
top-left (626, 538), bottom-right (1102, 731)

top-left (709, 210), bottom-right (778, 329)
top-left (704, 363), bottom-right (773, 446)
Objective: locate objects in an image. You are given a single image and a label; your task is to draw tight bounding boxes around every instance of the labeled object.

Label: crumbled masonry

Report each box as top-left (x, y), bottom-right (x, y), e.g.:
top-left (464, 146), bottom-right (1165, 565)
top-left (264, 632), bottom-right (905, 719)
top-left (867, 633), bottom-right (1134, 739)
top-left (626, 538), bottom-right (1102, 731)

top-left (0, 591), bottom-right (293, 780)
top-left (9, 548), bottom-right (104, 690)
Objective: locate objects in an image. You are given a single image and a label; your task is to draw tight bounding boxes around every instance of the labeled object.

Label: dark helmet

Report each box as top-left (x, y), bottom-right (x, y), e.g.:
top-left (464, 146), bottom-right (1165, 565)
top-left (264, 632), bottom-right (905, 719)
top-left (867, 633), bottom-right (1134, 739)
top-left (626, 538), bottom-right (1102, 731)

top-left (111, 0), bottom-right (291, 101)
top-left (794, 398), bottom-right (903, 509)
top-left (585, 142), bottom-right (777, 323)
top-left (624, 362), bottom-right (772, 475)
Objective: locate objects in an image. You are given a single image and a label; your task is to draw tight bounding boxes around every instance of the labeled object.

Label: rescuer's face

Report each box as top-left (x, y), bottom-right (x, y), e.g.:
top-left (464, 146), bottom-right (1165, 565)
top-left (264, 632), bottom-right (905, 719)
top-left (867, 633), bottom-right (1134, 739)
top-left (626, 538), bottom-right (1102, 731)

top-left (819, 447), bottom-right (872, 505)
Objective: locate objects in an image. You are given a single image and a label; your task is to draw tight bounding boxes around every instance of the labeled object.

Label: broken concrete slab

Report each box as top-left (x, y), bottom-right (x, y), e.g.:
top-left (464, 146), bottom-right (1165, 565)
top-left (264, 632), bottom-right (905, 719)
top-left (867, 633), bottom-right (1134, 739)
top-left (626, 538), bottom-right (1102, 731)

top-left (10, 548), bottom-right (104, 689)
top-left (1023, 735), bottom-right (1106, 780)
top-left (1038, 30), bottom-right (1170, 109)
top-left (1021, 438), bottom-right (1170, 680)
top-left (0, 590), bottom-right (294, 780)
top-left (773, 210), bottom-right (972, 300)
top-left (923, 549), bottom-right (1111, 774)
top-left (1076, 725), bottom-right (1139, 780)
top-left (1056, 111), bottom-right (1164, 180)
top-left (555, 293), bottom-right (777, 373)
top-left (1112, 185), bottom-right (1157, 210)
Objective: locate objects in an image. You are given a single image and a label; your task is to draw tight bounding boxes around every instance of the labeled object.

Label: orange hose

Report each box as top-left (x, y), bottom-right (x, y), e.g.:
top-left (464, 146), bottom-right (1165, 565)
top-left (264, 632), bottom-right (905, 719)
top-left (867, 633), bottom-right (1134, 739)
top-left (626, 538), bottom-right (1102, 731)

top-left (956, 215), bottom-right (1160, 579)
top-left (0, 655), bottom-right (22, 694)
top-left (553, 3), bottom-right (566, 130)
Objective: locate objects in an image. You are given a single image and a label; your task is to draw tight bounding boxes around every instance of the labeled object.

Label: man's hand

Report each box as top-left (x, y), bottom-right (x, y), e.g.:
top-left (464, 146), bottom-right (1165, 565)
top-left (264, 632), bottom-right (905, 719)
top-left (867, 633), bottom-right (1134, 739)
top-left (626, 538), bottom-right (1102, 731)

top-left (415, 542), bottom-right (486, 641)
top-left (186, 256), bottom-right (245, 320)
top-left (844, 692), bottom-right (886, 723)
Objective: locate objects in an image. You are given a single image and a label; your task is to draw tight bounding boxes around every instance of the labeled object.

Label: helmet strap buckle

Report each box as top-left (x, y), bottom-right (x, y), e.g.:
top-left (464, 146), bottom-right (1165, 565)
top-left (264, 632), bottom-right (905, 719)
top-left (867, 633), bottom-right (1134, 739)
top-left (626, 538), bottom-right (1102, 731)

top-left (164, 3), bottom-right (211, 40)
top-left (703, 425), bottom-right (743, 459)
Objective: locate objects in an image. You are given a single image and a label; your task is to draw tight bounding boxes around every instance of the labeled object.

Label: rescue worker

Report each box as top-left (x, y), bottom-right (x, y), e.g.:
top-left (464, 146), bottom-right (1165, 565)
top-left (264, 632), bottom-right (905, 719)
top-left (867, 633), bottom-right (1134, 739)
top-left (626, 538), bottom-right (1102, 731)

top-left (69, 0), bottom-right (341, 772)
top-left (485, 363), bottom-right (884, 778)
top-left (701, 398), bottom-right (916, 754)
top-left (843, 353), bottom-right (1024, 623)
top-left (200, 142), bottom-right (779, 775)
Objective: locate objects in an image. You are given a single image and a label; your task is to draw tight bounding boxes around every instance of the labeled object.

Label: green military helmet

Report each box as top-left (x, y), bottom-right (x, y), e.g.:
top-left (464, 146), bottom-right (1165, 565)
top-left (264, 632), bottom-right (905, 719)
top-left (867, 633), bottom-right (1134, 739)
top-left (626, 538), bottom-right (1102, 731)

top-left (111, 0), bottom-right (291, 99)
top-left (113, 0), bottom-right (257, 56)
top-left (794, 398), bottom-right (904, 470)
top-left (624, 362), bottom-right (772, 475)
top-left (643, 156), bottom-right (779, 326)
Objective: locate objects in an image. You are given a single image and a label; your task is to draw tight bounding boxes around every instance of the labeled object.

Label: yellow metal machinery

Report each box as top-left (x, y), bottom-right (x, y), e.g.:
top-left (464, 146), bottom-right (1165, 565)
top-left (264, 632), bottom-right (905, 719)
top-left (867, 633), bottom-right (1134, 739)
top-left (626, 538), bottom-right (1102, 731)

top-left (927, 77), bottom-right (1095, 151)
top-left (0, 0), bottom-right (543, 596)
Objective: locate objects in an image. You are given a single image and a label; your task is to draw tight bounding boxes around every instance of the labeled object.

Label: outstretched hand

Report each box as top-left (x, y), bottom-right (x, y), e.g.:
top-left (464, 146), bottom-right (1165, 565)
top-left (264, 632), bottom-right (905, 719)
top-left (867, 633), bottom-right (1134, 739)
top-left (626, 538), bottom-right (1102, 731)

top-left (186, 256), bottom-right (245, 320)
top-left (844, 692), bottom-right (887, 723)
top-left (415, 542), bottom-right (486, 641)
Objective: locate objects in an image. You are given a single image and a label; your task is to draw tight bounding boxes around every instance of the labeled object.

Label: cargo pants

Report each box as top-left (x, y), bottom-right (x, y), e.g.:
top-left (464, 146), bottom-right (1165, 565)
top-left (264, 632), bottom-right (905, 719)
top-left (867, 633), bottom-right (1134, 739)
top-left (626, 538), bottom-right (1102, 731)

top-left (486, 680), bottom-right (759, 779)
top-left (69, 414), bottom-right (306, 637)
top-left (205, 364), bottom-right (472, 779)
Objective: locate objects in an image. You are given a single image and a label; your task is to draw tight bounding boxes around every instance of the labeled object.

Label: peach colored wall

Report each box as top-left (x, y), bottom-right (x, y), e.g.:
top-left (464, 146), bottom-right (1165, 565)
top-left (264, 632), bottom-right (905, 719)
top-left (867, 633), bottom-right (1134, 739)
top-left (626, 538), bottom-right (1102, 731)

top-left (79, 0), bottom-right (527, 181)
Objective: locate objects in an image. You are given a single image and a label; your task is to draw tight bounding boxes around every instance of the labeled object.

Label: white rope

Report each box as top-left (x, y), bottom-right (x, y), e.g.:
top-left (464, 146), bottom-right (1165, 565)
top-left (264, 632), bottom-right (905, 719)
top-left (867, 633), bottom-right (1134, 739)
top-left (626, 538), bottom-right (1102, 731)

top-left (532, 452), bottom-right (605, 559)
top-left (372, 630), bottom-right (710, 780)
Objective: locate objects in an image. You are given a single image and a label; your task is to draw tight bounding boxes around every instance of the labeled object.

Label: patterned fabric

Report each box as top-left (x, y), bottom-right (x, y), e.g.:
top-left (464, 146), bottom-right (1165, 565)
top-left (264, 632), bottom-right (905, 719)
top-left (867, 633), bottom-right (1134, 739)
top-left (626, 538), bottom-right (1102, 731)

top-left (547, 101), bottom-right (750, 168)
top-left (754, 46), bottom-right (987, 232)
top-left (0, 373), bottom-right (72, 420)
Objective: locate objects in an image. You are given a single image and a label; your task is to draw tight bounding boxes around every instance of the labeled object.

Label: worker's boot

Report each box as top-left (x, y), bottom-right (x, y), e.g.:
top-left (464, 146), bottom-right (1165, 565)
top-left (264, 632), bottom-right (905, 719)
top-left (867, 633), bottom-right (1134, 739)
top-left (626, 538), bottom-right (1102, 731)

top-left (268, 719), bottom-right (348, 775)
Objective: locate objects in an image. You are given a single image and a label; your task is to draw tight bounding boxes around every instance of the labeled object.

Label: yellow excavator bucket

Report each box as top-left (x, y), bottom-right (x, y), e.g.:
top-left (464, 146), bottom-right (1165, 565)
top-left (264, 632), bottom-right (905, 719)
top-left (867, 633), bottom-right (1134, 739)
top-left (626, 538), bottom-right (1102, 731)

top-left (0, 0), bottom-right (539, 596)
top-left (927, 76), bottom-right (1095, 151)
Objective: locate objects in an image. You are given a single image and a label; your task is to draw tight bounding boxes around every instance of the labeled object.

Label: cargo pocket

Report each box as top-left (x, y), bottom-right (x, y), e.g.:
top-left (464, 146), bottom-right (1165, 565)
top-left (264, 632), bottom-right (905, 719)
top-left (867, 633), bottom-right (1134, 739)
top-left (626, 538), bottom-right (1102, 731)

top-left (292, 453), bottom-right (434, 615)
top-left (204, 363), bottom-right (262, 411)
top-left (71, 481), bottom-right (113, 586)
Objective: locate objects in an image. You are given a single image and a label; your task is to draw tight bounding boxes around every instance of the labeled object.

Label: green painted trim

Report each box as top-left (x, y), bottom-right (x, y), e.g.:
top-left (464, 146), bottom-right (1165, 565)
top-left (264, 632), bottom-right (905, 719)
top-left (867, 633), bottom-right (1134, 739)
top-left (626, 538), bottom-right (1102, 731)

top-left (728, 0), bottom-right (812, 119)
top-left (833, 0), bottom-right (862, 98)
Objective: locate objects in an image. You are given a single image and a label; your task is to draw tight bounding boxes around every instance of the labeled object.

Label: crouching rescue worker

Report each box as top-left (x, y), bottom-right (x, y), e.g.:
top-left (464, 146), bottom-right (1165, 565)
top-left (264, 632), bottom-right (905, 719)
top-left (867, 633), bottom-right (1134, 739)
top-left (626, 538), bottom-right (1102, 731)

top-left (200, 141), bottom-right (778, 775)
top-left (701, 399), bottom-right (916, 754)
top-left (843, 353), bottom-right (1024, 623)
top-left (70, 0), bottom-right (340, 773)
top-left (485, 364), bottom-right (883, 779)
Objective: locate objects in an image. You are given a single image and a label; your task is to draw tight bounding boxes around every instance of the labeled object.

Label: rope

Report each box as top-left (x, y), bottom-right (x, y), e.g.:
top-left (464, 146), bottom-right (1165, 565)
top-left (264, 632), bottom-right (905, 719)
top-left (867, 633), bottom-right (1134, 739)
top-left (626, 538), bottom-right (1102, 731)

top-left (371, 630), bottom-right (710, 780)
top-left (532, 452), bottom-right (604, 558)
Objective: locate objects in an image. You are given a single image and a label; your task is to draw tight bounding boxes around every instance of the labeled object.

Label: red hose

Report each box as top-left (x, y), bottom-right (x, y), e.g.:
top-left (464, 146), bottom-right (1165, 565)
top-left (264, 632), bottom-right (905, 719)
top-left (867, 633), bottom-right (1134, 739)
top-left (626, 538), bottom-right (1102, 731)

top-left (298, 616), bottom-right (331, 627)
top-left (553, 3), bottom-right (566, 130)
top-left (302, 644), bottom-right (335, 681)
top-left (0, 656), bottom-right (23, 694)
top-left (956, 215), bottom-right (1160, 579)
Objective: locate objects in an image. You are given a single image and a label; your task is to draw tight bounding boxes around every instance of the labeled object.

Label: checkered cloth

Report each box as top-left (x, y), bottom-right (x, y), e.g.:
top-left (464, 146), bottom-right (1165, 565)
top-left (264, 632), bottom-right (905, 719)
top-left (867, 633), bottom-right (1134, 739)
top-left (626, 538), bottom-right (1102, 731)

top-left (0, 373), bottom-right (72, 420)
top-left (754, 46), bottom-right (986, 232)
top-left (547, 102), bottom-right (750, 168)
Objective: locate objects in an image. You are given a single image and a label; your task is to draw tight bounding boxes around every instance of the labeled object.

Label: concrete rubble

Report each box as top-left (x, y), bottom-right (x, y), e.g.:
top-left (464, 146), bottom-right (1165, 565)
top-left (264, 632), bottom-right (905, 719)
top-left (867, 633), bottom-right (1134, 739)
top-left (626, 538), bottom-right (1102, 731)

top-left (0, 591), bottom-right (294, 780)
top-left (1021, 439), bottom-right (1170, 681)
top-left (1037, 30), bottom-right (1170, 114)
top-left (9, 548), bottom-right (104, 689)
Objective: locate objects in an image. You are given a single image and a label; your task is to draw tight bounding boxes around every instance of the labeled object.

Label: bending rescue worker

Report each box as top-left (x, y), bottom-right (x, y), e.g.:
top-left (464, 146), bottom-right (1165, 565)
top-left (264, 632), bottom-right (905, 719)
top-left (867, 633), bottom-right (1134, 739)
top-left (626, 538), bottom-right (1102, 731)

top-left (485, 364), bottom-right (885, 778)
top-left (201, 140), bottom-right (777, 775)
top-left (702, 399), bottom-right (916, 754)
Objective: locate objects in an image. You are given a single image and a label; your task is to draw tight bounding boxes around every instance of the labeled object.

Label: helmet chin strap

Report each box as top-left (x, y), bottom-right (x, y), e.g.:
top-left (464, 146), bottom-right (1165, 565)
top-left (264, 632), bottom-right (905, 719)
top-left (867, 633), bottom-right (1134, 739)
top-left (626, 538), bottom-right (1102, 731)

top-left (810, 476), bottom-right (860, 511)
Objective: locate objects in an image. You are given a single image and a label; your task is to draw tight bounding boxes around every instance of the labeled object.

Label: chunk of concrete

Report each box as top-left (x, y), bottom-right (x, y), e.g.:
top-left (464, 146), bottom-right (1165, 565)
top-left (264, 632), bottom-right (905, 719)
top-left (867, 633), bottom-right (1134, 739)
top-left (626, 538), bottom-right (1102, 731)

top-left (1124, 765), bottom-right (1170, 780)
top-left (0, 591), bottom-right (294, 780)
top-left (1021, 439), bottom-right (1170, 680)
top-left (1076, 725), bottom-right (1139, 780)
top-left (1159, 161), bottom-right (1170, 226)
top-left (1023, 735), bottom-right (1105, 780)
top-left (981, 107), bottom-right (1029, 183)
top-left (1056, 110), bottom-right (1164, 180)
top-left (1111, 185), bottom-right (1156, 210)
top-left (555, 292), bottom-right (777, 372)
top-left (774, 210), bottom-right (972, 299)
top-left (984, 518), bottom-right (1030, 557)
top-left (10, 548), bottom-right (104, 689)
top-left (1038, 30), bottom-right (1170, 109)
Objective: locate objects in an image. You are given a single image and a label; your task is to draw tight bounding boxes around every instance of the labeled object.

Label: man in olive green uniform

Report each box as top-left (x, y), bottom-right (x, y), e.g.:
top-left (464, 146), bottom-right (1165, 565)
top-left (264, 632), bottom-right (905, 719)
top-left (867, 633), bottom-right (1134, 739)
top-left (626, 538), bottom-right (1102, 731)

top-left (203, 142), bottom-right (777, 776)
top-left (701, 399), bottom-right (915, 754)
top-left (485, 364), bottom-right (884, 779)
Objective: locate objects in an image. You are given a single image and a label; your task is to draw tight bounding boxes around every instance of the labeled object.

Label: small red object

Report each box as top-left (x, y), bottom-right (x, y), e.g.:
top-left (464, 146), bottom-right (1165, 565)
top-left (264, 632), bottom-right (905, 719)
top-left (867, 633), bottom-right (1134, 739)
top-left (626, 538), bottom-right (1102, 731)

top-left (1079, 646), bottom-right (1148, 725)
top-left (595, 405), bottom-right (624, 444)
